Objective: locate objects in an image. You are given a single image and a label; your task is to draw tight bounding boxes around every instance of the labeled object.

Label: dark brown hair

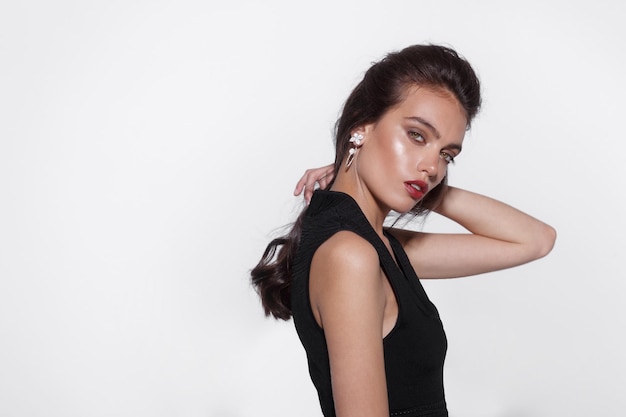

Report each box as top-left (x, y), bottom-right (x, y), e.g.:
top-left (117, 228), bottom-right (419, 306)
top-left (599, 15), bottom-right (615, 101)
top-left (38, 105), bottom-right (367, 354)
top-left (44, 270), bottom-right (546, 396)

top-left (251, 44), bottom-right (482, 320)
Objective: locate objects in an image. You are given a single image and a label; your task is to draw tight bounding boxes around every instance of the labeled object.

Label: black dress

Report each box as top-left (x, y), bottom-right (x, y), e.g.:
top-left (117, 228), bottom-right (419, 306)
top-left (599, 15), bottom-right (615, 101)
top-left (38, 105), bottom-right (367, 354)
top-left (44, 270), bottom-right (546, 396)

top-left (292, 190), bottom-right (448, 417)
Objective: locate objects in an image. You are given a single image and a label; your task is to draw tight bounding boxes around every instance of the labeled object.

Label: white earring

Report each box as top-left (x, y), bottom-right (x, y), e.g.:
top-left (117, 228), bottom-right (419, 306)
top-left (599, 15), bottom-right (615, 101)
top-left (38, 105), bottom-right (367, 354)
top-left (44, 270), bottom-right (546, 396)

top-left (345, 133), bottom-right (364, 168)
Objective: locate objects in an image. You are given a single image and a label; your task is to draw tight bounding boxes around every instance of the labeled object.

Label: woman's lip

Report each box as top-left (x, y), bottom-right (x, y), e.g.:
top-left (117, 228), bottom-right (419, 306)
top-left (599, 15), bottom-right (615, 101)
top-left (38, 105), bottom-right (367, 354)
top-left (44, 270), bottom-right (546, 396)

top-left (404, 181), bottom-right (429, 200)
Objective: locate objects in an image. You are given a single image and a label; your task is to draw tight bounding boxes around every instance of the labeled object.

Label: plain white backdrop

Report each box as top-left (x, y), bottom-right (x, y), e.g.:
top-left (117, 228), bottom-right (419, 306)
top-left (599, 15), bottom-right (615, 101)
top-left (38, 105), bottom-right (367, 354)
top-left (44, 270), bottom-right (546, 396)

top-left (1, 1), bottom-right (624, 416)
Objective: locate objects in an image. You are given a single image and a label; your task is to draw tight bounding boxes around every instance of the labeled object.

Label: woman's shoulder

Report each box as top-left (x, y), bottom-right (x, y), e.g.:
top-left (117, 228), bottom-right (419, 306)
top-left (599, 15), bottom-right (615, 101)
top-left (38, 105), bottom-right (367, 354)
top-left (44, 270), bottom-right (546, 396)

top-left (317, 230), bottom-right (377, 262)
top-left (311, 230), bottom-right (381, 287)
top-left (309, 230), bottom-right (385, 325)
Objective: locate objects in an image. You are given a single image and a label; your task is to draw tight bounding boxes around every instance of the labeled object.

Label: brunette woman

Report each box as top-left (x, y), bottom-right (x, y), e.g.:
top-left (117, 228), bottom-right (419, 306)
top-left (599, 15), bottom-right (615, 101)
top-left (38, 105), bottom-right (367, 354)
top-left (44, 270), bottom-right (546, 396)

top-left (251, 44), bottom-right (556, 417)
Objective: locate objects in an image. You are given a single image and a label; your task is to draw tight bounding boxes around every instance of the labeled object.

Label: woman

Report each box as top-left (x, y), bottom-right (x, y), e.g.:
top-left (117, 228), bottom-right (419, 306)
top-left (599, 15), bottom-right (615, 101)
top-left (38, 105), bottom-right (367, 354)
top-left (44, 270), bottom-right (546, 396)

top-left (251, 44), bottom-right (556, 417)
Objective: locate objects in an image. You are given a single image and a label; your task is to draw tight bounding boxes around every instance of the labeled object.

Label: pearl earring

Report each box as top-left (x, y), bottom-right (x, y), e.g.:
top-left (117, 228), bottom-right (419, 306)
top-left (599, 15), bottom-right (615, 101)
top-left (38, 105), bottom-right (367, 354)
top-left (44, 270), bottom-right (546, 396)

top-left (345, 133), bottom-right (364, 168)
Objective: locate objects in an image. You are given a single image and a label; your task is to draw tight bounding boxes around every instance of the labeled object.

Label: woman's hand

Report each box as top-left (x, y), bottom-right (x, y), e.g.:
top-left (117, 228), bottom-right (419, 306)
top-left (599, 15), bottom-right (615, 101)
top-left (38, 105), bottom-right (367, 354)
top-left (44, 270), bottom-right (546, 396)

top-left (293, 164), bottom-right (335, 204)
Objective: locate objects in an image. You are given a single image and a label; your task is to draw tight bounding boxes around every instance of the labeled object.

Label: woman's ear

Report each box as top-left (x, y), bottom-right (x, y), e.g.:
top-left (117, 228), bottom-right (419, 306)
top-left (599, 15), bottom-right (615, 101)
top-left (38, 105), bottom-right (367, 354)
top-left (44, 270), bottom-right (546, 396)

top-left (351, 124), bottom-right (372, 144)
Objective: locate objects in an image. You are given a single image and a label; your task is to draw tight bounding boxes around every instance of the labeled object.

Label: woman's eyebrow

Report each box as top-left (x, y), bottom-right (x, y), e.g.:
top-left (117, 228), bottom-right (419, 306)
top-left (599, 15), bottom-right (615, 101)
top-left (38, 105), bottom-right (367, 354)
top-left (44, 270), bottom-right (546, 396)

top-left (404, 116), bottom-right (441, 139)
top-left (446, 143), bottom-right (463, 152)
top-left (405, 116), bottom-right (463, 152)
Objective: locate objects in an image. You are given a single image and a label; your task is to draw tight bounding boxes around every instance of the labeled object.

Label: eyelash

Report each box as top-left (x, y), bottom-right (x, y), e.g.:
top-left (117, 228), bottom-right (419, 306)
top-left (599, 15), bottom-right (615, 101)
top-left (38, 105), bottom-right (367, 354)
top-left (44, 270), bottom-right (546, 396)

top-left (440, 152), bottom-right (455, 164)
top-left (408, 131), bottom-right (425, 143)
top-left (408, 131), bottom-right (456, 165)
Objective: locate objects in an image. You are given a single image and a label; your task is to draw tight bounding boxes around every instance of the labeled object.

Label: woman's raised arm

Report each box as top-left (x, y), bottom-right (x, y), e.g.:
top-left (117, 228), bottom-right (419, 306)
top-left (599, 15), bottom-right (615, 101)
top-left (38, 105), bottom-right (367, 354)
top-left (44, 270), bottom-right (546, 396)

top-left (293, 166), bottom-right (556, 279)
top-left (390, 186), bottom-right (556, 279)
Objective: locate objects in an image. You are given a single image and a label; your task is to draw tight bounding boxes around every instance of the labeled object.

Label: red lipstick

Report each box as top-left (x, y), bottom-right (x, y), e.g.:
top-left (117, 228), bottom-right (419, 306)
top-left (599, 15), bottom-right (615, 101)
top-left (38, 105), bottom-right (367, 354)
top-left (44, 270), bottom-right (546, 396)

top-left (404, 180), bottom-right (429, 200)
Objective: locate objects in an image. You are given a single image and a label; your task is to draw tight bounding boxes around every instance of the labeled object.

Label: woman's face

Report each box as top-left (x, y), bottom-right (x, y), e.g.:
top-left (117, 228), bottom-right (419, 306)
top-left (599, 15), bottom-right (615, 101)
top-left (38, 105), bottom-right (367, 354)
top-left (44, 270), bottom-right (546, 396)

top-left (356, 85), bottom-right (468, 214)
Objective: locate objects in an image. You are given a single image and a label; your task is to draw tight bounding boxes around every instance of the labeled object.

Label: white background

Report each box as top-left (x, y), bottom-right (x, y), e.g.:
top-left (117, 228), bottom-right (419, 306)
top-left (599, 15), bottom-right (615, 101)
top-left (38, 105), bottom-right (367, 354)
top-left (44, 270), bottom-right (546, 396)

top-left (1, 1), bottom-right (624, 416)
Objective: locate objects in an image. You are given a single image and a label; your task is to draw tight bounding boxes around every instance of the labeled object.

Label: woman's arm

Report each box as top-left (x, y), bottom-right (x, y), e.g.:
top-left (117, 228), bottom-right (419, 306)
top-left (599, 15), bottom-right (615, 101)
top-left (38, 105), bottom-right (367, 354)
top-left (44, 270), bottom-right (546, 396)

top-left (390, 186), bottom-right (557, 279)
top-left (294, 166), bottom-right (556, 279)
top-left (310, 231), bottom-right (390, 417)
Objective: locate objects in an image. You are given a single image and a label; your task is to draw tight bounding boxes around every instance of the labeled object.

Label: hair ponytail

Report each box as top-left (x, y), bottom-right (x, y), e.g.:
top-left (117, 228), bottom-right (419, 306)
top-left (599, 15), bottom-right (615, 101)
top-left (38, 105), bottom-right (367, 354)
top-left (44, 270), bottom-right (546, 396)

top-left (250, 210), bottom-right (306, 320)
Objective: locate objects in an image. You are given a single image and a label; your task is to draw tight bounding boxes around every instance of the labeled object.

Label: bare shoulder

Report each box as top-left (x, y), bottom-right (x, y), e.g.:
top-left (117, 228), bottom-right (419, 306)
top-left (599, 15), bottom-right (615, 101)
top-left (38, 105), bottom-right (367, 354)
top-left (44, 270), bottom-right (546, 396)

top-left (314, 230), bottom-right (379, 271)
top-left (309, 231), bottom-right (383, 326)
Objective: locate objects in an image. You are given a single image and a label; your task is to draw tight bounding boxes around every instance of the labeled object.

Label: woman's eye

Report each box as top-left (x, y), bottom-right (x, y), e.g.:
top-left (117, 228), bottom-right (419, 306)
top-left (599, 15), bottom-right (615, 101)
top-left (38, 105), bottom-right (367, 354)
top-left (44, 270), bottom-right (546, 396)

top-left (409, 131), bottom-right (425, 142)
top-left (440, 151), bottom-right (455, 164)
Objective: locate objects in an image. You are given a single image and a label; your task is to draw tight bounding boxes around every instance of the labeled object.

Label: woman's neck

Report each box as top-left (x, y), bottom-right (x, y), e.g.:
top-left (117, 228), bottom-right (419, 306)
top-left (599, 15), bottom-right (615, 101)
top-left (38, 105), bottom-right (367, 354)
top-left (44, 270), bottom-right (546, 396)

top-left (330, 174), bottom-right (389, 236)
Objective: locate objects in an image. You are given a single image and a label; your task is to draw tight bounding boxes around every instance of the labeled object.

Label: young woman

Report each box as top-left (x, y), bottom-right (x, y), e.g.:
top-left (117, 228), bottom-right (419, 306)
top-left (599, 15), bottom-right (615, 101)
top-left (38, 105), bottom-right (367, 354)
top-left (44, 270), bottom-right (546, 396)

top-left (251, 44), bottom-right (556, 417)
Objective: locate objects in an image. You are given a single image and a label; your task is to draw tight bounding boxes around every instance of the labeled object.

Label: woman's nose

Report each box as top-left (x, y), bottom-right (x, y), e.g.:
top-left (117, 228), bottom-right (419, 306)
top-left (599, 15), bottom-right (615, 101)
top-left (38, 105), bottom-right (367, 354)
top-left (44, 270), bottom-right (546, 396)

top-left (417, 149), bottom-right (439, 178)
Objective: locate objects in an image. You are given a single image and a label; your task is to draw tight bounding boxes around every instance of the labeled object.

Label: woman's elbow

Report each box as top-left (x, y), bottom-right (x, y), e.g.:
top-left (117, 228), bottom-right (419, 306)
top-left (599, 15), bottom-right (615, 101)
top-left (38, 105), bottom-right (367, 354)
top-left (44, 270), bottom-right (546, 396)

top-left (533, 223), bottom-right (557, 260)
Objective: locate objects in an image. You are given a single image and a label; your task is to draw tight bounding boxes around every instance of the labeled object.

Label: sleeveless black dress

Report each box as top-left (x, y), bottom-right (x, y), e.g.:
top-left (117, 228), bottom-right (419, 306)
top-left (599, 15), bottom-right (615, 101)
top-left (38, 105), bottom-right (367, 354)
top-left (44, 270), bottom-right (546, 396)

top-left (292, 190), bottom-right (448, 417)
